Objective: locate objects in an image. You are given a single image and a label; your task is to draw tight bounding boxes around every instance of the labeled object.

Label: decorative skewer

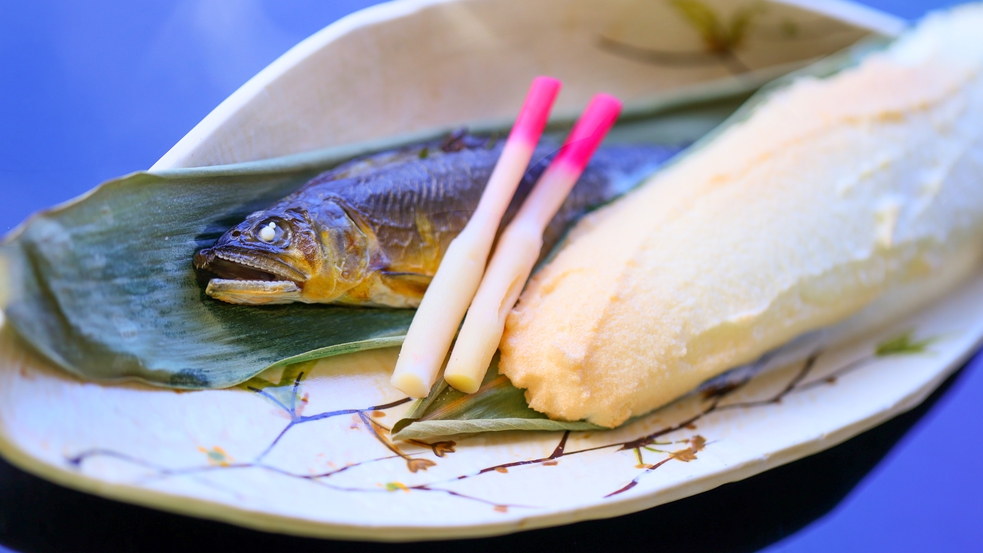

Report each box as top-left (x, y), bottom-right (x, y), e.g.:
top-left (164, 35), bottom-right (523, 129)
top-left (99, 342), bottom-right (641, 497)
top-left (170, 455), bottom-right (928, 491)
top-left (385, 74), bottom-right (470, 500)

top-left (390, 76), bottom-right (562, 398)
top-left (444, 93), bottom-right (623, 393)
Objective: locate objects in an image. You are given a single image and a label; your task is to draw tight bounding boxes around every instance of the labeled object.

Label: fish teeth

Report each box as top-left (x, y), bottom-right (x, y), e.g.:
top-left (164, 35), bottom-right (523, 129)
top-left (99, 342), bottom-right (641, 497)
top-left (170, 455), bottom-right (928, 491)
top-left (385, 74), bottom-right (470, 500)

top-left (213, 251), bottom-right (305, 282)
top-left (211, 279), bottom-right (294, 286)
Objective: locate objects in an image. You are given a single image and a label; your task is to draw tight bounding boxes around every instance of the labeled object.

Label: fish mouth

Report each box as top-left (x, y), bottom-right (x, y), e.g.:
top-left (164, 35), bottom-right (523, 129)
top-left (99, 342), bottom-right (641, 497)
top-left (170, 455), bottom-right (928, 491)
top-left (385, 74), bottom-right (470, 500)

top-left (194, 248), bottom-right (308, 305)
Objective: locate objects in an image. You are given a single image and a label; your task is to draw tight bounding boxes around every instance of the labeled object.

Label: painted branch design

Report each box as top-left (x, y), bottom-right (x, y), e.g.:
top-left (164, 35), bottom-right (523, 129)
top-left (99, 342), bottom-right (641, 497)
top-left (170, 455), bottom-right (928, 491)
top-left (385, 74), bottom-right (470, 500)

top-left (598, 0), bottom-right (859, 76)
top-left (65, 332), bottom-right (936, 512)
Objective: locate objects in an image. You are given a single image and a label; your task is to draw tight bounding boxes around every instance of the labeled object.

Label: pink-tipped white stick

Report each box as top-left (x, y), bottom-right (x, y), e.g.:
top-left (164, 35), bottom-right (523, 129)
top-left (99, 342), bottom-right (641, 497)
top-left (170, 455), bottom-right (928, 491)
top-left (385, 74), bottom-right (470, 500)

top-left (390, 77), bottom-right (562, 398)
top-left (444, 94), bottom-right (623, 393)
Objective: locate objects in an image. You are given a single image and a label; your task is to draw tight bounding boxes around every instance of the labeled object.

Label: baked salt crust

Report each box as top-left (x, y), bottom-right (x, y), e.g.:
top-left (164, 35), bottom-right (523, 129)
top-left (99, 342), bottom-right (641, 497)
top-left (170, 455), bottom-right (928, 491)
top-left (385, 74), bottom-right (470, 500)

top-left (499, 4), bottom-right (983, 428)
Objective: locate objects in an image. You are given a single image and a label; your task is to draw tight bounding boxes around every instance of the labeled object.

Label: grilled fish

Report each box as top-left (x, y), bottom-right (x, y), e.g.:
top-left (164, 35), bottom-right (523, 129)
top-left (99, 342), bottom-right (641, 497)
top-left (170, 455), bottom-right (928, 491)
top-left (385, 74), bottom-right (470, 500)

top-left (193, 133), bottom-right (681, 307)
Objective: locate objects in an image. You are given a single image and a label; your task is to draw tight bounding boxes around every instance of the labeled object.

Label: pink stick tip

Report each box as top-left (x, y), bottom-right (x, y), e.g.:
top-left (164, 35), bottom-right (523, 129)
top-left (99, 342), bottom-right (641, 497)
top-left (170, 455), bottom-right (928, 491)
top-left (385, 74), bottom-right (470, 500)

top-left (555, 93), bottom-right (623, 174)
top-left (508, 76), bottom-right (562, 146)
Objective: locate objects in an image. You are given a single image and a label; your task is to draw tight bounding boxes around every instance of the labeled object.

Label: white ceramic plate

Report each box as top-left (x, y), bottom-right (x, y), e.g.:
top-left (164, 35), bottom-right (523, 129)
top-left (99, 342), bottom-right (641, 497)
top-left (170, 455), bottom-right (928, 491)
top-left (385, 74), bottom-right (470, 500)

top-left (5, 0), bottom-right (965, 543)
top-left (1, 271), bottom-right (981, 541)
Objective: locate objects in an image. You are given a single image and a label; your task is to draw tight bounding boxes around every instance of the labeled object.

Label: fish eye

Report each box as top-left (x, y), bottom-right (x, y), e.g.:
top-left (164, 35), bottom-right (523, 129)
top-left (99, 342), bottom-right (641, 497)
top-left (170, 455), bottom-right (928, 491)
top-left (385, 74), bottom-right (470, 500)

top-left (255, 219), bottom-right (289, 243)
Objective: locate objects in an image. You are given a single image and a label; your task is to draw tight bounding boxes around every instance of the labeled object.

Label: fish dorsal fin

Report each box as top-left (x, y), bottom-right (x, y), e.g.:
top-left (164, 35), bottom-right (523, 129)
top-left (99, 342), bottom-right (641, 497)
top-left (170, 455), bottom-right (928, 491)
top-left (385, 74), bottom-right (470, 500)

top-left (380, 271), bottom-right (433, 299)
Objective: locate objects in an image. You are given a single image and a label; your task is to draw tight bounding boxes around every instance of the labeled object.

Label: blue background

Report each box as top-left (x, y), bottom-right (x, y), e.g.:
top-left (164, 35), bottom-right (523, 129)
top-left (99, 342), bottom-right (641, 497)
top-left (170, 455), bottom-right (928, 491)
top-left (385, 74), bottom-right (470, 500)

top-left (0, 1), bottom-right (978, 551)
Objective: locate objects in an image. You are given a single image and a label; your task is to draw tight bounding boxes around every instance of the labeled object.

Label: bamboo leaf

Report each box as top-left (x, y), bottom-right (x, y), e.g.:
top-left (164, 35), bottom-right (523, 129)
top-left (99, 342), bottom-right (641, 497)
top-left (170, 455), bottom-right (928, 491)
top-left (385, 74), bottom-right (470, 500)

top-left (0, 167), bottom-right (416, 389)
top-left (392, 362), bottom-right (602, 440)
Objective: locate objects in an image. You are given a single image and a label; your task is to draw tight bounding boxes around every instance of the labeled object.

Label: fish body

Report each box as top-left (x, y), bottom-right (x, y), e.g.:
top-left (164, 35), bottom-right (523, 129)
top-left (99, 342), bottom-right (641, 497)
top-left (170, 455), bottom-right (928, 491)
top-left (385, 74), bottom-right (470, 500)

top-left (193, 133), bottom-right (681, 307)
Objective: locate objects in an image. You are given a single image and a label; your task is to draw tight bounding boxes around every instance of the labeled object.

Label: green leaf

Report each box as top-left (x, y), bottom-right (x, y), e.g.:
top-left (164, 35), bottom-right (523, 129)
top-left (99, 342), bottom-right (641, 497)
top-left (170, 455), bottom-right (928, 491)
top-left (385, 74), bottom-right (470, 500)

top-left (876, 332), bottom-right (936, 356)
top-left (385, 482), bottom-right (410, 492)
top-left (668, 0), bottom-right (767, 52)
top-left (0, 167), bottom-right (415, 390)
top-left (670, 0), bottom-right (727, 50)
top-left (392, 360), bottom-right (601, 440)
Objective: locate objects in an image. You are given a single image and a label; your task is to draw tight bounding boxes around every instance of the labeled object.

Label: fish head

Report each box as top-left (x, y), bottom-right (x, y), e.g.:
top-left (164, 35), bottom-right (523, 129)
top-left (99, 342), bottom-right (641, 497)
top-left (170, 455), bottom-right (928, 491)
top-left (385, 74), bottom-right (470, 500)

top-left (193, 201), bottom-right (371, 305)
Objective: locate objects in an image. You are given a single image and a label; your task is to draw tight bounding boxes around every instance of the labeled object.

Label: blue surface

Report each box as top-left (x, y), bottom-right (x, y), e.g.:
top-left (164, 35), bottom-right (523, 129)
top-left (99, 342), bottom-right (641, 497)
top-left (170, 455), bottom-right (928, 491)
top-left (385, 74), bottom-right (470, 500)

top-left (766, 353), bottom-right (983, 551)
top-left (0, 1), bottom-right (979, 551)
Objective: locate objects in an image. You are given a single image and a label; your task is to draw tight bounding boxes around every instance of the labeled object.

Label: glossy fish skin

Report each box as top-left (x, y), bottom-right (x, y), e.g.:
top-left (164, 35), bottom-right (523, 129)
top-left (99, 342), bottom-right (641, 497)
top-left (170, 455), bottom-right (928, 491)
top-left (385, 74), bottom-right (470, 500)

top-left (193, 133), bottom-right (681, 307)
